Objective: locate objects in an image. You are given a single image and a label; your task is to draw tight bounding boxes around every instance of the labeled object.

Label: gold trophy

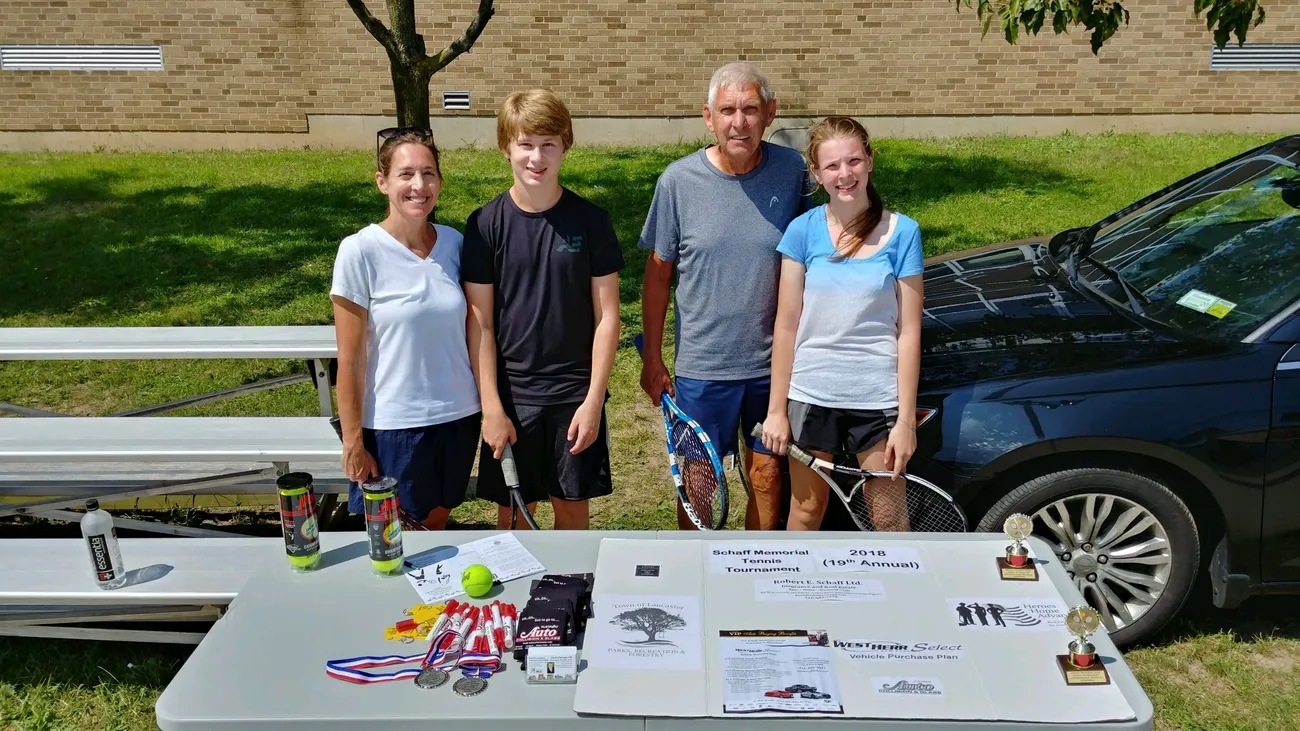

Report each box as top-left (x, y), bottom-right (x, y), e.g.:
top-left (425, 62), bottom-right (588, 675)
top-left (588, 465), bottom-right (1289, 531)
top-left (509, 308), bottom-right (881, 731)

top-left (996, 513), bottom-right (1039, 581)
top-left (1056, 605), bottom-right (1110, 685)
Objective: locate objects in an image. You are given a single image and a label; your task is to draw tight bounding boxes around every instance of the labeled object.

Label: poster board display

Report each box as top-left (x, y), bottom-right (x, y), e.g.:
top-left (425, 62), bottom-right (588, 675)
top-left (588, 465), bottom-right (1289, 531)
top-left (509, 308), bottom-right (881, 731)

top-left (574, 537), bottom-right (1136, 724)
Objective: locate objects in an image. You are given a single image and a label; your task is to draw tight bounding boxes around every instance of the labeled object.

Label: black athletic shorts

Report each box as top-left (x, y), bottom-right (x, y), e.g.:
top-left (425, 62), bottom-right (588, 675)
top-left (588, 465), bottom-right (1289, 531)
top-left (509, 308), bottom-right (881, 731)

top-left (788, 399), bottom-right (898, 457)
top-left (475, 400), bottom-right (614, 506)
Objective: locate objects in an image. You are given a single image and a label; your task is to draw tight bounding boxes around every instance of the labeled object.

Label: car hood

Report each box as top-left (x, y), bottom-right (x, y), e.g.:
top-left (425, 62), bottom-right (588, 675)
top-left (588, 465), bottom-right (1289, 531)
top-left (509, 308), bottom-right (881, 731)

top-left (918, 240), bottom-right (1183, 390)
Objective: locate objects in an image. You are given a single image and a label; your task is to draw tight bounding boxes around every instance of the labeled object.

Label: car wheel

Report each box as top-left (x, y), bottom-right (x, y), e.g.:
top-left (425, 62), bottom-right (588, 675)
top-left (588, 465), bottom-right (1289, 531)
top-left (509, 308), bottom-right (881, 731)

top-left (976, 468), bottom-right (1199, 647)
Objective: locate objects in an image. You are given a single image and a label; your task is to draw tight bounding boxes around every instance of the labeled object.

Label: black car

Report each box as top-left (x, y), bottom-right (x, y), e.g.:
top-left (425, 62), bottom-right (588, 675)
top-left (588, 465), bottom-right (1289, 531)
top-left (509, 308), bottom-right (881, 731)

top-left (898, 135), bottom-right (1300, 647)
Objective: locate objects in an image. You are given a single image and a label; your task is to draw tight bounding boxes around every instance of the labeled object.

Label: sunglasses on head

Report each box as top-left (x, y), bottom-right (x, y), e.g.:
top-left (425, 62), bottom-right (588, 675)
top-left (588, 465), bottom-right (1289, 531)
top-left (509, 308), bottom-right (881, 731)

top-left (376, 126), bottom-right (434, 160)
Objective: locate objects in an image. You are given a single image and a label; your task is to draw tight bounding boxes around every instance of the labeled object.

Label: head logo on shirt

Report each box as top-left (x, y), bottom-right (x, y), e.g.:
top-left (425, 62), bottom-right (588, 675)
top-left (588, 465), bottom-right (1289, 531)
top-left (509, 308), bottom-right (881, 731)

top-left (769, 195), bottom-right (780, 209)
top-left (555, 234), bottom-right (584, 254)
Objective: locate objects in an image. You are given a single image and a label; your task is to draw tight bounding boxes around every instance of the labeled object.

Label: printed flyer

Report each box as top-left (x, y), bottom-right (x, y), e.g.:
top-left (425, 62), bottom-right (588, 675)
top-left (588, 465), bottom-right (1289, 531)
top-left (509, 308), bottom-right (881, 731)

top-left (585, 595), bottom-right (703, 671)
top-left (718, 630), bottom-right (844, 715)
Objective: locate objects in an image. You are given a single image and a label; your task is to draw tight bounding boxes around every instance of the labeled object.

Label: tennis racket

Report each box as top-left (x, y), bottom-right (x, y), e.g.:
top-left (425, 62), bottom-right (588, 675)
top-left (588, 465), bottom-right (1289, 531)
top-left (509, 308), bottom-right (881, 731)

top-left (749, 424), bottom-right (966, 533)
top-left (633, 335), bottom-right (729, 530)
top-left (500, 442), bottom-right (541, 530)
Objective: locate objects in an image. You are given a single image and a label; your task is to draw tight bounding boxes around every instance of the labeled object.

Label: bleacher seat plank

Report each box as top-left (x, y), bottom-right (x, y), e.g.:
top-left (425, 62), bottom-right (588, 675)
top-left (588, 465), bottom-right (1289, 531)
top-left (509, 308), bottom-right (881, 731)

top-left (0, 417), bottom-right (341, 463)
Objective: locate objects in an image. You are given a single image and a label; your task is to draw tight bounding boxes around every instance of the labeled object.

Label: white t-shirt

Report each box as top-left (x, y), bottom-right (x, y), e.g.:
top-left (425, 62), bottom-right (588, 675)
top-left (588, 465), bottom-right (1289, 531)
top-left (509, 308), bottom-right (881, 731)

top-left (330, 223), bottom-right (480, 430)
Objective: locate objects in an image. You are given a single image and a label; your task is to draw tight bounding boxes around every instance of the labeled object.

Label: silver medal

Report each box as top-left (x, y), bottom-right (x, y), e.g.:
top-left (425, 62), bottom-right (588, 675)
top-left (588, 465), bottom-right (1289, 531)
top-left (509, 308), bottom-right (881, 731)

top-left (414, 668), bottom-right (449, 689)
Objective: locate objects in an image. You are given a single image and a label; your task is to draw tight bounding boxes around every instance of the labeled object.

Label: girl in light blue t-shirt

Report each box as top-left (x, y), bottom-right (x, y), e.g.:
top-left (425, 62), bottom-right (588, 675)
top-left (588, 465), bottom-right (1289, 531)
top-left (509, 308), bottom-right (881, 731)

top-left (759, 116), bottom-right (925, 532)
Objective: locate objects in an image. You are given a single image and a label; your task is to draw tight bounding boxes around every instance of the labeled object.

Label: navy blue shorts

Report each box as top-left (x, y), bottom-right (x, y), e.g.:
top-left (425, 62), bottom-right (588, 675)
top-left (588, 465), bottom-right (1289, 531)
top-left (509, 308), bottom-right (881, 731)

top-left (672, 376), bottom-right (776, 458)
top-left (346, 413), bottom-right (481, 520)
top-left (476, 400), bottom-right (613, 506)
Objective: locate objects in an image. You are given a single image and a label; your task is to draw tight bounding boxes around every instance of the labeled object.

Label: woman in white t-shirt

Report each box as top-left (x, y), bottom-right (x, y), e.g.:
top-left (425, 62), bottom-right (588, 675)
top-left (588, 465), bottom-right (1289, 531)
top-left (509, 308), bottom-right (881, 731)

top-left (759, 116), bottom-right (925, 532)
top-left (330, 129), bottom-right (481, 530)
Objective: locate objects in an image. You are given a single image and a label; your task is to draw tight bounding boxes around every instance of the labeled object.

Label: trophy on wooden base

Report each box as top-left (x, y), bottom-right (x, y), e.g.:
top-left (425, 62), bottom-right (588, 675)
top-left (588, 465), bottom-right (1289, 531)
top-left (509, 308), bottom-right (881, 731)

top-left (1056, 605), bottom-right (1111, 686)
top-left (996, 513), bottom-right (1039, 581)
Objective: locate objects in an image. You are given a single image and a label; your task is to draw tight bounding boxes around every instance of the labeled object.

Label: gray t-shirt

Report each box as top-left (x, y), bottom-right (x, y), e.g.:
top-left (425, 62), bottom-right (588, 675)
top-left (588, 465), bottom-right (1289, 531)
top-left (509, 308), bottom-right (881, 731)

top-left (639, 142), bottom-right (813, 380)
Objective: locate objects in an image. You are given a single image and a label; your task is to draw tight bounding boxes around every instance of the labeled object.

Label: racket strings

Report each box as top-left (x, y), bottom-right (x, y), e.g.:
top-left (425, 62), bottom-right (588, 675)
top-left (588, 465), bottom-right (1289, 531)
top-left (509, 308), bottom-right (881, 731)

top-left (670, 420), bottom-right (723, 528)
top-left (839, 475), bottom-right (966, 533)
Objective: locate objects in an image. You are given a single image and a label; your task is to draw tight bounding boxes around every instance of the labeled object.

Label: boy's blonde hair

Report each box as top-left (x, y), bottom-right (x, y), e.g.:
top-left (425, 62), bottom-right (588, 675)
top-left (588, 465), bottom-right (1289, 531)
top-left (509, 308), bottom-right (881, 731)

top-left (496, 89), bottom-right (574, 153)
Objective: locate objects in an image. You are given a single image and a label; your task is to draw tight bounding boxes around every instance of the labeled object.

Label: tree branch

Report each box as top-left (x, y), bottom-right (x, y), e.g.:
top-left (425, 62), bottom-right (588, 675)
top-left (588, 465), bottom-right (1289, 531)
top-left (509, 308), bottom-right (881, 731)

top-left (421, 0), bottom-right (495, 77)
top-left (345, 0), bottom-right (396, 56)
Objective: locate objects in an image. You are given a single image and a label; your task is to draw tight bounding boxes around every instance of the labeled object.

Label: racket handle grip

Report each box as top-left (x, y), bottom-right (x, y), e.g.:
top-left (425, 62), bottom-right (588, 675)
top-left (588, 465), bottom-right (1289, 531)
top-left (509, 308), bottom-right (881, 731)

top-left (749, 423), bottom-right (814, 465)
top-left (501, 442), bottom-right (520, 487)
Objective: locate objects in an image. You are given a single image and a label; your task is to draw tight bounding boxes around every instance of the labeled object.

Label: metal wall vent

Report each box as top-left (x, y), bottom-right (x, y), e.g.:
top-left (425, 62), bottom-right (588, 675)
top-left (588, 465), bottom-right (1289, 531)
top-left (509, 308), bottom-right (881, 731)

top-left (442, 91), bottom-right (471, 110)
top-left (1209, 43), bottom-right (1300, 71)
top-left (0, 45), bottom-right (164, 71)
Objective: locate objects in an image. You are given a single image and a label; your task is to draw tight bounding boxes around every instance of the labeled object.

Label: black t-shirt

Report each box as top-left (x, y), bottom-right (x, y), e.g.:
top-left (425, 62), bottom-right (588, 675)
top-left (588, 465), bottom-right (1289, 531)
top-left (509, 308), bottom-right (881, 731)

top-left (462, 188), bottom-right (625, 406)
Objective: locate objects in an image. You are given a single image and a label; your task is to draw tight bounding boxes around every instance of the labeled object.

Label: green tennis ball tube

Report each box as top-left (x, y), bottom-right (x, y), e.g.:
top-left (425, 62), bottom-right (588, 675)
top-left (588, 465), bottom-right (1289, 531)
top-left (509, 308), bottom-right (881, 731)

top-left (361, 477), bottom-right (404, 576)
top-left (276, 473), bottom-right (321, 572)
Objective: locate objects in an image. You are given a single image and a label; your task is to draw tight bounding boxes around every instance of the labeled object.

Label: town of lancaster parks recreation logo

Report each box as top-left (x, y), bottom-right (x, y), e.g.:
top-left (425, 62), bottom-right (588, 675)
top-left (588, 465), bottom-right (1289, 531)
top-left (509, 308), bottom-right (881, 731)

top-left (875, 677), bottom-right (944, 696)
top-left (834, 639), bottom-right (964, 662)
top-left (950, 599), bottom-right (1066, 630)
top-left (611, 605), bottom-right (688, 650)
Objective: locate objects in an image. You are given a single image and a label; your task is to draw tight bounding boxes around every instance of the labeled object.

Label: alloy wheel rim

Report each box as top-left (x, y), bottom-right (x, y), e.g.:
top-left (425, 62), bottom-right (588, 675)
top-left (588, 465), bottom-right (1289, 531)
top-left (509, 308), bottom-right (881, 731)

top-left (1031, 493), bottom-right (1173, 634)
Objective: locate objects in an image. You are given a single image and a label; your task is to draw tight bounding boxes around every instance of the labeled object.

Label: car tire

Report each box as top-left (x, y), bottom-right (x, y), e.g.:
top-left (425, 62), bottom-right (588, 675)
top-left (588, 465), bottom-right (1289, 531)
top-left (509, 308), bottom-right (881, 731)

top-left (977, 467), bottom-right (1199, 648)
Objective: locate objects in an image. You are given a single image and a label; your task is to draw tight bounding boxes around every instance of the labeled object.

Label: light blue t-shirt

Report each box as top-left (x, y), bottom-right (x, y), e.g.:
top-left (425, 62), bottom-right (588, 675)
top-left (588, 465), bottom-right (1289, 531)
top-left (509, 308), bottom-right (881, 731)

top-left (776, 206), bottom-right (924, 411)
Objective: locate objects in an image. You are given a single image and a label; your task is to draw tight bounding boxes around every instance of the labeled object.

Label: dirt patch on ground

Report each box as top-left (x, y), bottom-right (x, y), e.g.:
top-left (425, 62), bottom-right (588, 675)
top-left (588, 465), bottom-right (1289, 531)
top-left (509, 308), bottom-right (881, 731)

top-left (1249, 648), bottom-right (1299, 674)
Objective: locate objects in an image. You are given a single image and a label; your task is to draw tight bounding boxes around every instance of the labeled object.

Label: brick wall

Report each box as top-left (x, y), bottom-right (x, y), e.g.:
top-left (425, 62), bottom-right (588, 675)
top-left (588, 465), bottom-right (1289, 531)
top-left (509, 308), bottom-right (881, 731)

top-left (2, 0), bottom-right (1298, 133)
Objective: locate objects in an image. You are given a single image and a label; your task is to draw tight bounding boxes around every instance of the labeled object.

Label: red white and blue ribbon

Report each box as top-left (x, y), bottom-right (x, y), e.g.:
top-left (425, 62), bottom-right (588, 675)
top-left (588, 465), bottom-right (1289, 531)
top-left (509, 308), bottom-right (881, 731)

top-left (324, 652), bottom-right (430, 684)
top-left (325, 600), bottom-right (516, 684)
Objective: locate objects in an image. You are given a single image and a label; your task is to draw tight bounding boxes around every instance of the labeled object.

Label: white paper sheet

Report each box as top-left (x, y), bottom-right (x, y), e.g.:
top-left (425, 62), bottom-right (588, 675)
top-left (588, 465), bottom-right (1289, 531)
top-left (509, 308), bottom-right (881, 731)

top-left (754, 577), bottom-right (886, 603)
top-left (707, 542), bottom-right (814, 575)
top-left (811, 545), bottom-right (926, 573)
top-left (719, 630), bottom-right (844, 715)
top-left (403, 533), bottom-right (545, 604)
top-left (946, 597), bottom-right (1067, 632)
top-left (584, 594), bottom-right (703, 671)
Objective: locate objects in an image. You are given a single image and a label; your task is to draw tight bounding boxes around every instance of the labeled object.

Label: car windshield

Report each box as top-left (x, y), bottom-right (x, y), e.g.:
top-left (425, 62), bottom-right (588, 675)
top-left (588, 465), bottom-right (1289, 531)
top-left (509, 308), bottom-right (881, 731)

top-left (1082, 139), bottom-right (1300, 342)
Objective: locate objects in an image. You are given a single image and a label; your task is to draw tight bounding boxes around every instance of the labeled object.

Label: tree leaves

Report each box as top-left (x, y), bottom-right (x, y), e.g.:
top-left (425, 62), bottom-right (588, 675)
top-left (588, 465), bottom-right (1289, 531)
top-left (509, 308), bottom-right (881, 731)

top-left (957, 0), bottom-right (1266, 53)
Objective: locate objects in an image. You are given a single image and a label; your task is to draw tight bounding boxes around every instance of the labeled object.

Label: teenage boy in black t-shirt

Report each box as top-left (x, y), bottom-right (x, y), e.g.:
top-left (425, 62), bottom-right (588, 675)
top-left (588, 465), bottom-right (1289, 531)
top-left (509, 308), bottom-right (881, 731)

top-left (462, 89), bottom-right (624, 530)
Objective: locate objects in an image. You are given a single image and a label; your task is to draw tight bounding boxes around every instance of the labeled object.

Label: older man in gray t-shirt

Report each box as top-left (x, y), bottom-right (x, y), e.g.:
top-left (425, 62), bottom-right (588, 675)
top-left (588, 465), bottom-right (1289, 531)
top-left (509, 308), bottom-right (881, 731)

top-left (639, 61), bottom-right (812, 532)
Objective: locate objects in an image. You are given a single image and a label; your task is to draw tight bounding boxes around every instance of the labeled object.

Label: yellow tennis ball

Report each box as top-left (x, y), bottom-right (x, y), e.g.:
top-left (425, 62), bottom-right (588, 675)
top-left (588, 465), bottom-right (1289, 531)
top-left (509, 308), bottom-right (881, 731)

top-left (461, 564), bottom-right (494, 598)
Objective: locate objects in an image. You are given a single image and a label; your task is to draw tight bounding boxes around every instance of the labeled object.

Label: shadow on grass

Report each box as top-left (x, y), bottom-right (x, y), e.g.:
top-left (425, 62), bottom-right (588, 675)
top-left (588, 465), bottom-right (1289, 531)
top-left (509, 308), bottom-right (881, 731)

top-left (0, 147), bottom-right (1087, 326)
top-left (0, 169), bottom-right (374, 324)
top-left (0, 635), bottom-right (192, 691)
top-left (1136, 578), bottom-right (1300, 648)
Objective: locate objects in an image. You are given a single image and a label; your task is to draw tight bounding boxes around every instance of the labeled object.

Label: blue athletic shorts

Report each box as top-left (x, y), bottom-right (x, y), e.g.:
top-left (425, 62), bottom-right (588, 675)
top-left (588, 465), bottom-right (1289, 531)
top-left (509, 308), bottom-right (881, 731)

top-left (346, 412), bottom-right (481, 520)
top-left (672, 376), bottom-right (775, 458)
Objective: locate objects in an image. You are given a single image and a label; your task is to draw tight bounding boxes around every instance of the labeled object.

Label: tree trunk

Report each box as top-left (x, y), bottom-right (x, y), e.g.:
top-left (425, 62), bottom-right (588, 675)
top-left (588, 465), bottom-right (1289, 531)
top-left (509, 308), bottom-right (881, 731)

top-left (390, 61), bottom-right (431, 128)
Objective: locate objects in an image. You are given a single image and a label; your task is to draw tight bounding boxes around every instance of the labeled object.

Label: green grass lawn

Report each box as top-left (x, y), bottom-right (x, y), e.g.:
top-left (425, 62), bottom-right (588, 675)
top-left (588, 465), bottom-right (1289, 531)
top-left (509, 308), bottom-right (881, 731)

top-left (3, 133), bottom-right (1299, 730)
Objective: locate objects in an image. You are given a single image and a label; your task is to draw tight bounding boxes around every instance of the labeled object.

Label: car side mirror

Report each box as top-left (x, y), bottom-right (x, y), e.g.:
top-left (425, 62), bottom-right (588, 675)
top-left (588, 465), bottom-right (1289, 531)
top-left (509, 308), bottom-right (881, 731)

top-left (1047, 227), bottom-right (1087, 257)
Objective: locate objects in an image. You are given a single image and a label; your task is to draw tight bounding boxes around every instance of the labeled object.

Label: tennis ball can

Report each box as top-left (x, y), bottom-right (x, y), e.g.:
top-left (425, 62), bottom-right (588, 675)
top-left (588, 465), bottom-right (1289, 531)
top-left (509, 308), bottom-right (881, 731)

top-left (80, 499), bottom-right (127, 590)
top-left (362, 476), bottom-right (404, 575)
top-left (276, 472), bottom-right (321, 572)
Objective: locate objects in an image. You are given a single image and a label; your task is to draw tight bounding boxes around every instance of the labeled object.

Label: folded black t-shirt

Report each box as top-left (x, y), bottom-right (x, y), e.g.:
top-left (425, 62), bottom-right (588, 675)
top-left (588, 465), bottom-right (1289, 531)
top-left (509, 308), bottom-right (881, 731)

top-left (462, 188), bottom-right (624, 406)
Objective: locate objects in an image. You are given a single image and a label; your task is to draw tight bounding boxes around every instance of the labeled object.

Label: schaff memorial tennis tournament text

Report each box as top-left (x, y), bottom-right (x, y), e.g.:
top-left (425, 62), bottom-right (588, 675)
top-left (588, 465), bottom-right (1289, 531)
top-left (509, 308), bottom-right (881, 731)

top-left (708, 546), bottom-right (921, 574)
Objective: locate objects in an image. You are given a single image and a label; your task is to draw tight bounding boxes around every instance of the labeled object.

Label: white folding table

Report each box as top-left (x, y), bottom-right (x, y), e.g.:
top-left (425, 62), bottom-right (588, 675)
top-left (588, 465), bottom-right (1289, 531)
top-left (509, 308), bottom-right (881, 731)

top-left (152, 531), bottom-right (1155, 731)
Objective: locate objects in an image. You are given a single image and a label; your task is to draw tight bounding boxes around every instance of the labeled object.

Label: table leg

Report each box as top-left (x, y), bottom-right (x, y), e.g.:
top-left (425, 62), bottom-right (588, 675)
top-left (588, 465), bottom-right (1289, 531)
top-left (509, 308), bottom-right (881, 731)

top-left (312, 359), bottom-right (334, 417)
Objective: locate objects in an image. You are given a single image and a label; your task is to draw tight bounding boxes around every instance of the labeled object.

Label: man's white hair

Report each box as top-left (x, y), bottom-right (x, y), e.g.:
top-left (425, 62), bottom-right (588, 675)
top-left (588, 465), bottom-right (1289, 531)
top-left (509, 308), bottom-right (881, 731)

top-left (706, 62), bottom-right (773, 108)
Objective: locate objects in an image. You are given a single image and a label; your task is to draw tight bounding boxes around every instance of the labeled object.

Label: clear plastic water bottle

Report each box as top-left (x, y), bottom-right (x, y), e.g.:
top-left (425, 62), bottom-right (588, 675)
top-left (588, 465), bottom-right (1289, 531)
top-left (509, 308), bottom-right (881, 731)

top-left (80, 499), bottom-right (128, 590)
